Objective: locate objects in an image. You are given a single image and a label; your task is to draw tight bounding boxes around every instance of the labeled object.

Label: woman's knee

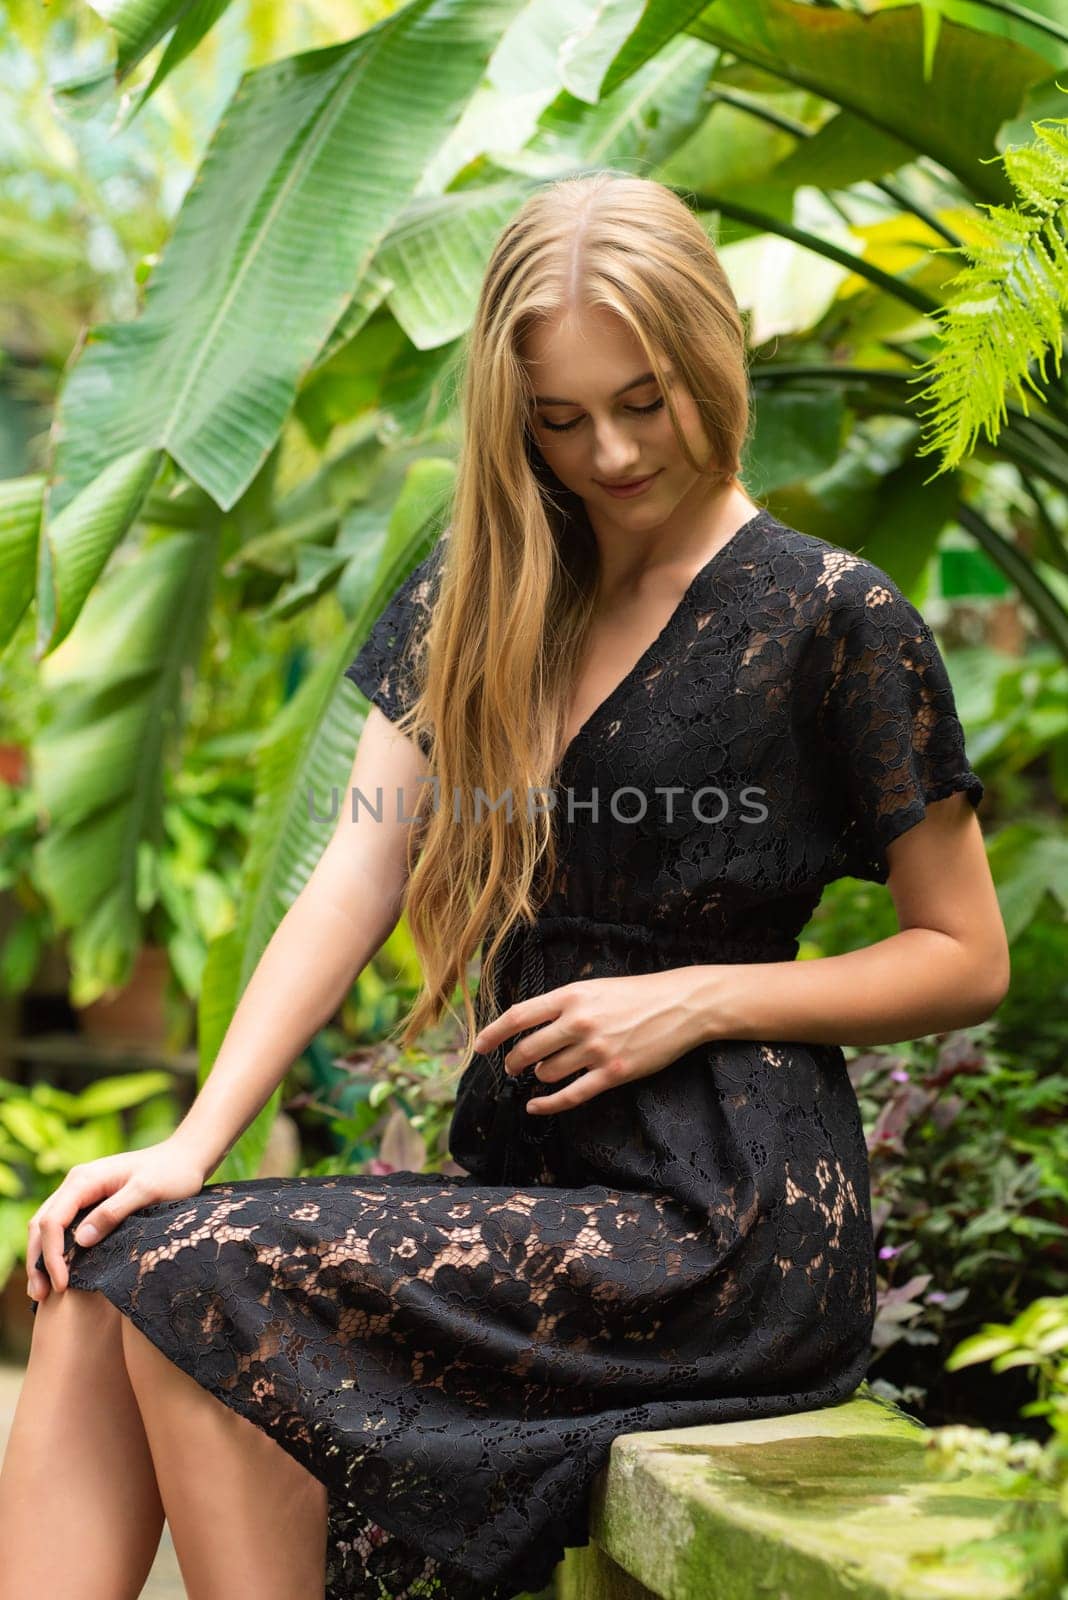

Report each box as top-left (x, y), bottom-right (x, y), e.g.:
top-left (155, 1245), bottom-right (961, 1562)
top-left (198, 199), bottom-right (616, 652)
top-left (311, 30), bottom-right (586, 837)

top-left (30, 1285), bottom-right (123, 1354)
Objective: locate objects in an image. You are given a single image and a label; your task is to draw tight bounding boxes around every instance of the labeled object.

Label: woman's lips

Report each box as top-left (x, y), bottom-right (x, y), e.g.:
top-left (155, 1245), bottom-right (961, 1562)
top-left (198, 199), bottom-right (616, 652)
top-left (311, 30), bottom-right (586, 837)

top-left (597, 470), bottom-right (661, 499)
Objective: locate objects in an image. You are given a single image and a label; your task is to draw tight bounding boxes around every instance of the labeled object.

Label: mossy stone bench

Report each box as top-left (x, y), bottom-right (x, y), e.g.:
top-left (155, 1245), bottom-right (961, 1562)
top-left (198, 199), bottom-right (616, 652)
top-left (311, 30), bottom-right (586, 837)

top-left (552, 1379), bottom-right (1052, 1600)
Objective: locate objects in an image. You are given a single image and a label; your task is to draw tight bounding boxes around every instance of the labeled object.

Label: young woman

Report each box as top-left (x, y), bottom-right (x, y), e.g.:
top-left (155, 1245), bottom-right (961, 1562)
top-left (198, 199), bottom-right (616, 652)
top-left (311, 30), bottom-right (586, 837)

top-left (0, 171), bottom-right (1008, 1600)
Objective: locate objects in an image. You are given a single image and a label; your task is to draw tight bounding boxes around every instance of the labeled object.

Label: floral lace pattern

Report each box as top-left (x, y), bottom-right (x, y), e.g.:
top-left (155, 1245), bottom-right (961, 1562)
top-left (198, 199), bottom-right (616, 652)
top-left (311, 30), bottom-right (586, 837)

top-left (49, 510), bottom-right (984, 1598)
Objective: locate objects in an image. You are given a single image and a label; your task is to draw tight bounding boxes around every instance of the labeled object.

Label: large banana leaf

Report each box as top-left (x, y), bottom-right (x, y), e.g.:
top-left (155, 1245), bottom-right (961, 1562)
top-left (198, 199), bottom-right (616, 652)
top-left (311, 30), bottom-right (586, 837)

top-left (376, 182), bottom-right (540, 350)
top-left (37, 446), bottom-right (161, 655)
top-left (33, 526), bottom-right (219, 1000)
top-left (199, 460), bottom-right (454, 1181)
top-left (42, 0), bottom-right (528, 641)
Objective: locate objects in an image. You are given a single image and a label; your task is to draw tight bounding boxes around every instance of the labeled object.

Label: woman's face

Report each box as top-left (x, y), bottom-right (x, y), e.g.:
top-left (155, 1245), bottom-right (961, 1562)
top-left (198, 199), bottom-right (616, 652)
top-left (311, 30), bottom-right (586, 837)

top-left (521, 302), bottom-right (716, 526)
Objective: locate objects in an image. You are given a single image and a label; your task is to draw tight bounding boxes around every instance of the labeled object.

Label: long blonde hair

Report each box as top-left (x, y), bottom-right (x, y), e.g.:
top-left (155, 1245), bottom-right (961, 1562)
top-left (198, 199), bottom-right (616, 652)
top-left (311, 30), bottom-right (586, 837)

top-left (384, 170), bottom-right (753, 1085)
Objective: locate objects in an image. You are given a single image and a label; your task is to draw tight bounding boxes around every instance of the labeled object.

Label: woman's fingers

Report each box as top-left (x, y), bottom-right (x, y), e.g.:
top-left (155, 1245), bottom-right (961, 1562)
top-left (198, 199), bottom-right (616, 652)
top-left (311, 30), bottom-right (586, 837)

top-left (38, 1208), bottom-right (71, 1293)
top-left (25, 1217), bottom-right (48, 1302)
top-left (72, 1181), bottom-right (143, 1250)
top-left (27, 1161), bottom-right (126, 1297)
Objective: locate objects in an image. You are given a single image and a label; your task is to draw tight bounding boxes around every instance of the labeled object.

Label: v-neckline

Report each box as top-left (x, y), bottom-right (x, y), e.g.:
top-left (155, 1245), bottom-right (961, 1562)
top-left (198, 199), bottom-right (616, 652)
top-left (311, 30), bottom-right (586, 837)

top-left (557, 507), bottom-right (770, 769)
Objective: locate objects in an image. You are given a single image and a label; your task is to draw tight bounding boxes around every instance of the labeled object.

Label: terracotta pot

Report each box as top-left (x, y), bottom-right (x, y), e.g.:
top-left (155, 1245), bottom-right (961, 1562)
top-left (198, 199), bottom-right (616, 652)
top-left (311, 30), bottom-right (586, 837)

top-left (0, 744), bottom-right (27, 787)
top-left (77, 943), bottom-right (172, 1048)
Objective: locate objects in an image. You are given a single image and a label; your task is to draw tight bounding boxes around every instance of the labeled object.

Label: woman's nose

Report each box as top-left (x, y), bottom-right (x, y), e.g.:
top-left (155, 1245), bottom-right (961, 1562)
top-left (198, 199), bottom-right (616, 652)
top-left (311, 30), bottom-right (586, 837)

top-left (591, 419), bottom-right (642, 477)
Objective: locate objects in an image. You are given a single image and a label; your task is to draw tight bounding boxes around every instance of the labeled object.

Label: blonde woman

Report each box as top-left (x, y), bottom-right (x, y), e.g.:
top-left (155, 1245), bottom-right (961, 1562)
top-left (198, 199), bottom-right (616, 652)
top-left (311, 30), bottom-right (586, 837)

top-left (0, 172), bottom-right (1008, 1600)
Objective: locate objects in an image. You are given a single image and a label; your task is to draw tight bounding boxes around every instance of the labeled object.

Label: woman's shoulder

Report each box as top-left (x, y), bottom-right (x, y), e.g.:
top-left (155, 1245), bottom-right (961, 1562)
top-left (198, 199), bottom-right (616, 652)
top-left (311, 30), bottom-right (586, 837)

top-left (757, 515), bottom-right (924, 628)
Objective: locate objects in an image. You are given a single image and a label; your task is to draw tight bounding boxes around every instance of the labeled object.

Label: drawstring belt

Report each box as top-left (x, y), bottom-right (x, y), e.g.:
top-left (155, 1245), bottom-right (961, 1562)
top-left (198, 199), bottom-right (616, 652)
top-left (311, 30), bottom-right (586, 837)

top-left (482, 916), bottom-right (798, 1185)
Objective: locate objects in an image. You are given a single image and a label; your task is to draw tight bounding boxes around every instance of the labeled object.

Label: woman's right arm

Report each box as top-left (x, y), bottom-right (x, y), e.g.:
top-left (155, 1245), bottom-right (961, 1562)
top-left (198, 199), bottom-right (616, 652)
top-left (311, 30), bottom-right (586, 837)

top-left (28, 705), bottom-right (430, 1300)
top-left (167, 705), bottom-right (431, 1178)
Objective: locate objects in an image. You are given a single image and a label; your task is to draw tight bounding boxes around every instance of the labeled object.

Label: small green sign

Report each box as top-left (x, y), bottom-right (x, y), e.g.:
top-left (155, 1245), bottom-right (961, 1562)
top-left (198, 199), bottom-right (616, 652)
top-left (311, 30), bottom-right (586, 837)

top-left (940, 549), bottom-right (1012, 598)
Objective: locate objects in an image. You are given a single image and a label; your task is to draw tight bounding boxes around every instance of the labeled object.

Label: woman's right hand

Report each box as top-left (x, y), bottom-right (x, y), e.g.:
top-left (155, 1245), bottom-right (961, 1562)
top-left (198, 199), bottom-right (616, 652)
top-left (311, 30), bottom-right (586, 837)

top-left (26, 1137), bottom-right (210, 1303)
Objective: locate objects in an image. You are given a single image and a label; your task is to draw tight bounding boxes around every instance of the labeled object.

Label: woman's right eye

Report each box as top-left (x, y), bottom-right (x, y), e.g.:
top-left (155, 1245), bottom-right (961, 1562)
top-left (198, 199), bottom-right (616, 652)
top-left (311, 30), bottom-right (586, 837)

top-left (540, 415), bottom-right (581, 433)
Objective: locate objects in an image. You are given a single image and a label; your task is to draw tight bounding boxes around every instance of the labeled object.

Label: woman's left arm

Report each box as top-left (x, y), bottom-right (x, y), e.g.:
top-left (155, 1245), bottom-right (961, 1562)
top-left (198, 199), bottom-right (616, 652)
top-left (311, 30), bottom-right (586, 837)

top-left (474, 791), bottom-right (1010, 1116)
top-left (684, 788), bottom-right (1010, 1049)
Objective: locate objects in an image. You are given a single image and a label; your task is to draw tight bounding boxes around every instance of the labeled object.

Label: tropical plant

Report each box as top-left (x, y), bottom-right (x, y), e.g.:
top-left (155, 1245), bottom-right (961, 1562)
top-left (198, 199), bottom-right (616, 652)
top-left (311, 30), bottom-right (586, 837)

top-left (0, 1068), bottom-right (180, 1287)
top-left (925, 1296), bottom-right (1068, 1599)
top-left (850, 1027), bottom-right (1068, 1421)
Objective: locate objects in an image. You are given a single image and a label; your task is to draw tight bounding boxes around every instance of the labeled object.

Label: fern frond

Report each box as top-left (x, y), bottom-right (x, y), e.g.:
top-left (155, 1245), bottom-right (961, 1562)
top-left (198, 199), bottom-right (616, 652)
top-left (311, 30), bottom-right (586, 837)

top-left (911, 114), bottom-right (1068, 477)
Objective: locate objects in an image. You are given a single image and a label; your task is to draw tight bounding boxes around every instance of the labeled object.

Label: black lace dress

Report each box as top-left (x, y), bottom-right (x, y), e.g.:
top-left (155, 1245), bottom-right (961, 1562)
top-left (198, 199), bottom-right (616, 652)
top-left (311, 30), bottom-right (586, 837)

top-left (44, 507), bottom-right (984, 1600)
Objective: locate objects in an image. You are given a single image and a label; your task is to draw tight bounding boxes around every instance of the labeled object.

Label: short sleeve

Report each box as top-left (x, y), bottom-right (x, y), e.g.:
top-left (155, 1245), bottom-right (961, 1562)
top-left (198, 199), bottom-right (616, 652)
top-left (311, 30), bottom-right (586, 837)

top-left (344, 542), bottom-right (445, 757)
top-left (811, 567), bottom-right (984, 884)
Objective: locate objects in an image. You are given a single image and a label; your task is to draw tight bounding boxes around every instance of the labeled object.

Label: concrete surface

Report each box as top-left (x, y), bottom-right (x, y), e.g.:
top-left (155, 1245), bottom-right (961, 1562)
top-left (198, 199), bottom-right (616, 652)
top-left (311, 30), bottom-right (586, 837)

top-left (557, 1382), bottom-right (1054, 1600)
top-left (0, 1360), bottom-right (186, 1597)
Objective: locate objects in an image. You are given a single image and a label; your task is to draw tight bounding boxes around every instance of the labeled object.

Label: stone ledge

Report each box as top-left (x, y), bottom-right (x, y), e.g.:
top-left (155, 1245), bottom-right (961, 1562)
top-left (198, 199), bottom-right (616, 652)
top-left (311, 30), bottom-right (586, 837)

top-left (555, 1381), bottom-right (1053, 1600)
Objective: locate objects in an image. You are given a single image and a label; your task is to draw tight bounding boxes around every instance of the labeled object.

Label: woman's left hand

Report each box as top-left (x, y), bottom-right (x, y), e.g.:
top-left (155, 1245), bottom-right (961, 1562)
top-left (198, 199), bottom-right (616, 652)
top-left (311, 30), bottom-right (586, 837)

top-left (470, 970), bottom-right (708, 1113)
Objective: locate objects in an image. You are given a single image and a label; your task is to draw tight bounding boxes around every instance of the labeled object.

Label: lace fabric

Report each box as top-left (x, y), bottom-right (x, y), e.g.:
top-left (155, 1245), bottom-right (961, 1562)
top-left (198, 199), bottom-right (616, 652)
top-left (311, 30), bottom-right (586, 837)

top-left (49, 511), bottom-right (984, 1598)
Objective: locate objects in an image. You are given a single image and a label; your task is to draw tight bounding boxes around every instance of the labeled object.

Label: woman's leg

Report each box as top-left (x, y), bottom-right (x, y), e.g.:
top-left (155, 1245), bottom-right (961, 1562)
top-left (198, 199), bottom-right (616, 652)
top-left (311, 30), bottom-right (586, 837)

top-left (0, 1287), bottom-right (166, 1600)
top-left (120, 1314), bottom-right (328, 1600)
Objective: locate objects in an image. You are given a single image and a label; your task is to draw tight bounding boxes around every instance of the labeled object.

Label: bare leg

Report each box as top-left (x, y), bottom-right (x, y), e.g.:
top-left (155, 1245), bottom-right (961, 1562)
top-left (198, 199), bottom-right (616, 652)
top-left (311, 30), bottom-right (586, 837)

top-left (120, 1314), bottom-right (328, 1600)
top-left (0, 1288), bottom-right (166, 1600)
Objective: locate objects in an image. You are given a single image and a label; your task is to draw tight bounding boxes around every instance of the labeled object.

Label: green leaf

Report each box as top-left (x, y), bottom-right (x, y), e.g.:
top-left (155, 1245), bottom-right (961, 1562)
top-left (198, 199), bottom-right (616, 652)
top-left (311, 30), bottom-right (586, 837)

top-left (945, 1329), bottom-right (1018, 1369)
top-left (0, 1163), bottom-right (25, 1199)
top-left (37, 1117), bottom-right (125, 1172)
top-left (33, 528), bottom-right (217, 1000)
top-left (69, 1072), bottom-right (175, 1118)
top-left (378, 182), bottom-right (539, 350)
top-left (89, 0), bottom-right (216, 79)
top-left (111, 0), bottom-right (236, 120)
top-left (564, 0), bottom-right (711, 104)
top-left (689, 0), bottom-right (1052, 205)
top-left (505, 32), bottom-right (717, 178)
top-left (911, 116), bottom-right (1068, 474)
top-left (0, 474), bottom-right (43, 654)
top-left (46, 0), bottom-right (531, 581)
top-left (0, 1101), bottom-right (68, 1155)
top-left (37, 446), bottom-right (161, 656)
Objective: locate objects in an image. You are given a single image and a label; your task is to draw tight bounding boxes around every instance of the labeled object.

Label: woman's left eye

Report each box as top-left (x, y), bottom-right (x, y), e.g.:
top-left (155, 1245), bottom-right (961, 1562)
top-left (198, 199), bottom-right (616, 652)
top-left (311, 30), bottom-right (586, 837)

top-left (539, 396), bottom-right (665, 434)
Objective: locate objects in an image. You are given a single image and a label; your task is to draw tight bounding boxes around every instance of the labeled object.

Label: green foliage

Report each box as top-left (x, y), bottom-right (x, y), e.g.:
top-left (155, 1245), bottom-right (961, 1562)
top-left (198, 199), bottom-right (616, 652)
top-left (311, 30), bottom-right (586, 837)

top-left (0, 474), bottom-right (43, 653)
top-left (926, 1297), bottom-right (1068, 1599)
top-left (0, 778), bottom-right (59, 997)
top-left (850, 1028), bottom-right (1068, 1411)
top-left (293, 1031), bottom-right (464, 1181)
top-left (77, 0), bottom-right (238, 120)
top-left (0, 1070), bottom-right (180, 1285)
top-left (46, 0), bottom-right (529, 536)
top-left (913, 111), bottom-right (1068, 473)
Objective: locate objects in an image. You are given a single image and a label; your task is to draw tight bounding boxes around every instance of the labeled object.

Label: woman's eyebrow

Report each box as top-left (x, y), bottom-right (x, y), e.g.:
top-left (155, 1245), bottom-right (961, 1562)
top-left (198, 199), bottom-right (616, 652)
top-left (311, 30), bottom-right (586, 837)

top-left (533, 369), bottom-right (662, 405)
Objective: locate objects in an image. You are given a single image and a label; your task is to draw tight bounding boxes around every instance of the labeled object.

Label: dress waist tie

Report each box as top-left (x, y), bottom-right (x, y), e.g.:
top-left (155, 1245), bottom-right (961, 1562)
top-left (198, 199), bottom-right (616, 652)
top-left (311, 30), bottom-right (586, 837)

top-left (486, 917), bottom-right (798, 1185)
